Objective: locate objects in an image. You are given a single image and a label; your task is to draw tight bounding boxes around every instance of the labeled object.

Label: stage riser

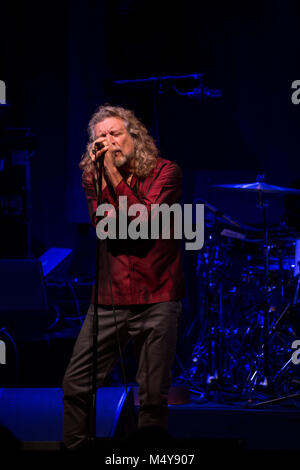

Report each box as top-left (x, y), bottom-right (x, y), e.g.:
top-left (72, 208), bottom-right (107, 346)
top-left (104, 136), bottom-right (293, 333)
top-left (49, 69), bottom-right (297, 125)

top-left (1, 388), bottom-right (299, 451)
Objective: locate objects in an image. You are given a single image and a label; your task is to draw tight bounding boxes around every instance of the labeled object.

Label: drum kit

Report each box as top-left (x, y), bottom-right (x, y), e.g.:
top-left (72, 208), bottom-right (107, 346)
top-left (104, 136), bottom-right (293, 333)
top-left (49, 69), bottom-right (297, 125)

top-left (187, 178), bottom-right (300, 403)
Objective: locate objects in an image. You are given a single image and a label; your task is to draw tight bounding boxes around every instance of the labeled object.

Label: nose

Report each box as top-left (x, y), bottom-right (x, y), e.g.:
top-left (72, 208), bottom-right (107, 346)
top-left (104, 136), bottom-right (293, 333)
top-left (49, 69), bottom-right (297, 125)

top-left (107, 134), bottom-right (116, 146)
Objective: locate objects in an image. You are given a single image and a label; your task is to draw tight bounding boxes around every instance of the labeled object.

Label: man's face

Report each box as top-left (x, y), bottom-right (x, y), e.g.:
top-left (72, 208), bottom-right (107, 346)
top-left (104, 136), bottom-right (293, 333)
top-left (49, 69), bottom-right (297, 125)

top-left (93, 117), bottom-right (135, 168)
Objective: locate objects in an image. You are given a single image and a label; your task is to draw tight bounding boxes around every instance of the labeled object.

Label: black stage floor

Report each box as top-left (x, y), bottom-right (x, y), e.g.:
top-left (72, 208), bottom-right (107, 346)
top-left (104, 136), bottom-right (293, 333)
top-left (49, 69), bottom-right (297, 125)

top-left (168, 399), bottom-right (300, 451)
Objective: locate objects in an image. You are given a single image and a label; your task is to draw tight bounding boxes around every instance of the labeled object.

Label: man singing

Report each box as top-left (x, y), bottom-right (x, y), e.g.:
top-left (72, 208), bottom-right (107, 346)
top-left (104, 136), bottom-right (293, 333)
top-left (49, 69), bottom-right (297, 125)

top-left (62, 104), bottom-right (185, 449)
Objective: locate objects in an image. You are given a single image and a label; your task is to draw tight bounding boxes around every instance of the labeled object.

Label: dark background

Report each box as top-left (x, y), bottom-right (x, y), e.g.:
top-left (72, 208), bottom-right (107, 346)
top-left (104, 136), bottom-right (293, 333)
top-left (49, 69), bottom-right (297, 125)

top-left (1, 0), bottom-right (300, 384)
top-left (1, 0), bottom-right (299, 232)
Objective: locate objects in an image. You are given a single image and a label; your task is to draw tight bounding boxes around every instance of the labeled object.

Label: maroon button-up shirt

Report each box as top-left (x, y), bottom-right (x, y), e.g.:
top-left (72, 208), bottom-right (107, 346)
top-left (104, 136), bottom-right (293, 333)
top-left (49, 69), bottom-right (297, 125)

top-left (82, 157), bottom-right (185, 305)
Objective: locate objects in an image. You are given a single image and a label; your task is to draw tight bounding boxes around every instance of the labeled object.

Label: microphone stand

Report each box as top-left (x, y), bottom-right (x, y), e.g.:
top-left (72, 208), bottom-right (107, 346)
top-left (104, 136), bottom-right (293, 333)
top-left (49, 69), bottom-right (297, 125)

top-left (89, 149), bottom-right (104, 448)
top-left (88, 145), bottom-right (132, 445)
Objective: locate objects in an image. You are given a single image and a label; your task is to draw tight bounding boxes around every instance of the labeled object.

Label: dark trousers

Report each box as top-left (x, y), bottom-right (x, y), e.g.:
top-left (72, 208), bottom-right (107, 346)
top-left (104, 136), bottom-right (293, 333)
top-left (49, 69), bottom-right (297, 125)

top-left (62, 301), bottom-right (181, 449)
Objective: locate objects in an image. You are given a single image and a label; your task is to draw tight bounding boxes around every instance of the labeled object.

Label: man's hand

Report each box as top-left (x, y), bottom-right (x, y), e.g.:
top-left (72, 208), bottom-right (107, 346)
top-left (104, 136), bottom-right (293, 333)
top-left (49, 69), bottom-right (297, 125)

top-left (89, 137), bottom-right (123, 190)
top-left (88, 138), bottom-right (108, 191)
top-left (88, 137), bottom-right (109, 166)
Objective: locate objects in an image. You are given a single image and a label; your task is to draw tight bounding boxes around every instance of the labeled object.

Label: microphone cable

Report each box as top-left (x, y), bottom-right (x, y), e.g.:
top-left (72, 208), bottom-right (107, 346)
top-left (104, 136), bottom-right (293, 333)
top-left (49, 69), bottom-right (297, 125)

top-left (93, 142), bottom-right (128, 400)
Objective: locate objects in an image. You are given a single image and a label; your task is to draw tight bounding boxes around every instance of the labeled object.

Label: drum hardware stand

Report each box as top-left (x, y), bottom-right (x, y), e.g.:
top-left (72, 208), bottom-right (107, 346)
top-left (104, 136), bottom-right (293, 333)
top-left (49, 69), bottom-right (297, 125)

top-left (268, 274), bottom-right (300, 382)
top-left (202, 219), bottom-right (236, 397)
top-left (203, 215), bottom-right (224, 391)
top-left (242, 273), bottom-right (300, 401)
top-left (247, 392), bottom-right (300, 408)
top-left (189, 221), bottom-right (224, 393)
top-left (248, 274), bottom-right (300, 407)
top-left (246, 188), bottom-right (273, 391)
top-left (205, 280), bottom-right (223, 389)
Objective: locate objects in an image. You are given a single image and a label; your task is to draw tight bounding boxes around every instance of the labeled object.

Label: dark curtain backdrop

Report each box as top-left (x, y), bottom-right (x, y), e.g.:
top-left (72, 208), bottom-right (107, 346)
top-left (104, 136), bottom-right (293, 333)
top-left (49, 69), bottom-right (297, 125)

top-left (1, 1), bottom-right (300, 325)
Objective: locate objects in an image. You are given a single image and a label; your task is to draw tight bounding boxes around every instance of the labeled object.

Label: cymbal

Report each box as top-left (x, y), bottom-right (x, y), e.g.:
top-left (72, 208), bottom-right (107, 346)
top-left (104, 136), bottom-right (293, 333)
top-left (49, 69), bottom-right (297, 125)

top-left (212, 182), bottom-right (300, 194)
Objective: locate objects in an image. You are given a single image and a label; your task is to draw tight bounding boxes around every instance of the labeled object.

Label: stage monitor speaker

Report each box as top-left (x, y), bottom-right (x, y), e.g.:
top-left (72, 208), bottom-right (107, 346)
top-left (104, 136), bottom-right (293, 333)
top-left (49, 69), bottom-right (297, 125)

top-left (0, 387), bottom-right (136, 449)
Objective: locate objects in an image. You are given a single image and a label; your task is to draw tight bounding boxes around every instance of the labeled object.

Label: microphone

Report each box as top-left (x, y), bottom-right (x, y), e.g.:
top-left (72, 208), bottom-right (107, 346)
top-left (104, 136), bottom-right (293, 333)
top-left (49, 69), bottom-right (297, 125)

top-left (92, 141), bottom-right (105, 156)
top-left (92, 142), bottom-right (106, 177)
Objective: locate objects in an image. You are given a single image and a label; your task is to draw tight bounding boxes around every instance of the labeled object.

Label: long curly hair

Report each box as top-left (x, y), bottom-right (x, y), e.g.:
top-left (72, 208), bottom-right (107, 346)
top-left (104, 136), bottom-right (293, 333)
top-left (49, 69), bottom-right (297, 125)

top-left (79, 104), bottom-right (158, 178)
